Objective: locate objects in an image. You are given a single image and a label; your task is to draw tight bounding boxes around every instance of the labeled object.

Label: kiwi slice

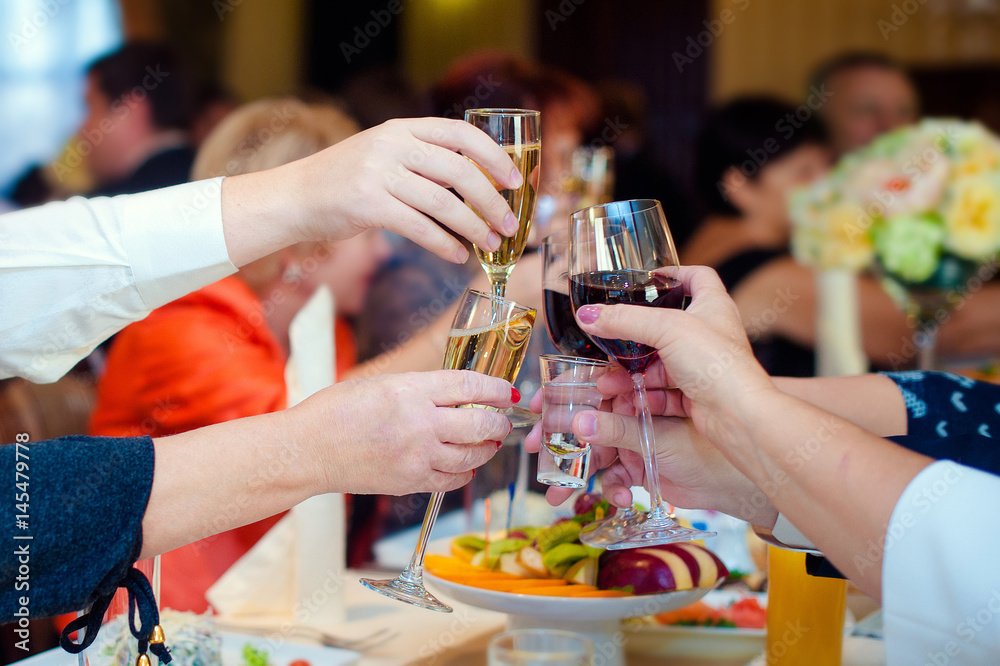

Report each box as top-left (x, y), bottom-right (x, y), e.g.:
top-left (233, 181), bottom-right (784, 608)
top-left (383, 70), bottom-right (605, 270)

top-left (542, 543), bottom-right (589, 578)
top-left (536, 521), bottom-right (582, 554)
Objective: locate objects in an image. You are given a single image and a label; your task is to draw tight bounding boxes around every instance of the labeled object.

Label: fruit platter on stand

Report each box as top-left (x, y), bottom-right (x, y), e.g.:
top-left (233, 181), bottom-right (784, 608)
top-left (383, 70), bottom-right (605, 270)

top-left (423, 493), bottom-right (738, 666)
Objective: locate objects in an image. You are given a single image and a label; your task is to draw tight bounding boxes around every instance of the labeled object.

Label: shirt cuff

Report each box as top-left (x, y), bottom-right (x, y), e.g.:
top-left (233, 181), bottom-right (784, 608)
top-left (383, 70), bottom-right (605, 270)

top-left (124, 177), bottom-right (236, 309)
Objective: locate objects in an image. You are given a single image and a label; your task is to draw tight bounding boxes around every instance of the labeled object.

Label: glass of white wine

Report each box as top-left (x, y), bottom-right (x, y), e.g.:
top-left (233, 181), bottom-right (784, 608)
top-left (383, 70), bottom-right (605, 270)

top-left (464, 108), bottom-right (540, 428)
top-left (360, 288), bottom-right (535, 612)
top-left (464, 108), bottom-right (541, 299)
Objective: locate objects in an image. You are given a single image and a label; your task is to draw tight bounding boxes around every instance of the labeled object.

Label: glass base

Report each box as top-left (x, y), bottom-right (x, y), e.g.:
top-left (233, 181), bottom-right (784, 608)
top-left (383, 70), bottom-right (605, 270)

top-left (359, 576), bottom-right (453, 613)
top-left (578, 508), bottom-right (645, 548)
top-left (504, 405), bottom-right (541, 429)
top-left (604, 523), bottom-right (716, 550)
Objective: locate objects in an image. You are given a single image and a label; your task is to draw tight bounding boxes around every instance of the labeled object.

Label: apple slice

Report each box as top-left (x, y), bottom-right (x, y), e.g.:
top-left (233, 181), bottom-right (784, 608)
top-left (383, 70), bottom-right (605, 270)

top-left (516, 546), bottom-right (549, 578)
top-left (499, 551), bottom-right (534, 577)
top-left (563, 557), bottom-right (597, 586)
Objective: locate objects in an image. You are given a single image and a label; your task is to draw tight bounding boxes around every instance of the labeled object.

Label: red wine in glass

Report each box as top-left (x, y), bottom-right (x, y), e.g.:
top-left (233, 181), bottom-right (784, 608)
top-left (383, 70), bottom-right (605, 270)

top-left (543, 288), bottom-right (607, 360)
top-left (569, 269), bottom-right (684, 373)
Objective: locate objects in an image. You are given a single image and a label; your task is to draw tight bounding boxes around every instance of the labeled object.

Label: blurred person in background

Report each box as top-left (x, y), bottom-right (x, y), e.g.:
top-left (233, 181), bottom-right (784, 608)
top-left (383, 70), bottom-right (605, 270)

top-left (684, 97), bottom-right (1000, 376)
top-left (189, 81), bottom-right (238, 148)
top-left (811, 51), bottom-right (919, 157)
top-left (82, 42), bottom-right (198, 197)
top-left (89, 99), bottom-right (390, 609)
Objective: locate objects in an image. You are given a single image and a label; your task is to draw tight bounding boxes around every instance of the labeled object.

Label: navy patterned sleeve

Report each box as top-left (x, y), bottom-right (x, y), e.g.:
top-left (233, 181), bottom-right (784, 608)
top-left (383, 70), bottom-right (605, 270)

top-left (1, 435), bottom-right (153, 621)
top-left (881, 371), bottom-right (1000, 440)
top-left (880, 371), bottom-right (1000, 476)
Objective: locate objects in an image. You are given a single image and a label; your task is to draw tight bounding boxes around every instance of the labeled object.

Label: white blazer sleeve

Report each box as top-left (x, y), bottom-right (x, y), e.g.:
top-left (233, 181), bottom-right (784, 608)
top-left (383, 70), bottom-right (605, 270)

top-left (882, 460), bottom-right (1000, 663)
top-left (0, 177), bottom-right (236, 383)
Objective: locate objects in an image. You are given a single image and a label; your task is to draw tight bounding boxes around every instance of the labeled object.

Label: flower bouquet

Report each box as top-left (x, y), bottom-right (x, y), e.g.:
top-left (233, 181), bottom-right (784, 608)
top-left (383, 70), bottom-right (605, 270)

top-left (791, 119), bottom-right (1000, 370)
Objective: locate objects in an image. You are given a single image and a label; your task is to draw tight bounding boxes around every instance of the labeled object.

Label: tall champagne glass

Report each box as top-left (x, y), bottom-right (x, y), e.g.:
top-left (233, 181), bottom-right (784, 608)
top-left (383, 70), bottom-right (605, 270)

top-left (361, 289), bottom-right (535, 611)
top-left (464, 109), bottom-right (540, 299)
top-left (568, 200), bottom-right (714, 549)
top-left (465, 108), bottom-right (540, 428)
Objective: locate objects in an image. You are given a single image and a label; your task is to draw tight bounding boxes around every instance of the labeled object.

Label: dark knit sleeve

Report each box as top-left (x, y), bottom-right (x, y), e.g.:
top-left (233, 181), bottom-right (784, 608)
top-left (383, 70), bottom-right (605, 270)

top-left (1, 435), bottom-right (154, 620)
top-left (881, 371), bottom-right (1000, 439)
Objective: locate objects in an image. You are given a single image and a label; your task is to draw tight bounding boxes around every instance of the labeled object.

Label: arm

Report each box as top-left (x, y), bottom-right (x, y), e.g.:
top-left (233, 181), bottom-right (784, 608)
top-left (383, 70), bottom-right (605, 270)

top-left (1, 369), bottom-right (515, 620)
top-left (573, 266), bottom-right (934, 600)
top-left (1, 118), bottom-right (522, 384)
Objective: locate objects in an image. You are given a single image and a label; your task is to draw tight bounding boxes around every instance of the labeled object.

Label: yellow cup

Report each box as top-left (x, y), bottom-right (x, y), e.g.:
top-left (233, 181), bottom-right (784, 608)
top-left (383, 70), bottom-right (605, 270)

top-left (765, 546), bottom-right (847, 665)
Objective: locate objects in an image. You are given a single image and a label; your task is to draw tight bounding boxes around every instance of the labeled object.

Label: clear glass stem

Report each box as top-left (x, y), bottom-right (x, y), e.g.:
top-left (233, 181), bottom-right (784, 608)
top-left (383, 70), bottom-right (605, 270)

top-left (916, 323), bottom-right (938, 371)
top-left (490, 276), bottom-right (508, 299)
top-left (399, 491), bottom-right (445, 584)
top-left (631, 372), bottom-right (673, 525)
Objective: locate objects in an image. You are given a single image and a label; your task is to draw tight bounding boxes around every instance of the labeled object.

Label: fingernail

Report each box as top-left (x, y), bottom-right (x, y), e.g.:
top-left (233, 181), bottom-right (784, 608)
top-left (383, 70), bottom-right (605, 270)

top-left (503, 212), bottom-right (519, 235)
top-left (578, 412), bottom-right (598, 438)
top-left (511, 387), bottom-right (522, 403)
top-left (510, 168), bottom-right (523, 188)
top-left (486, 231), bottom-right (501, 251)
top-left (495, 440), bottom-right (503, 450)
top-left (456, 246), bottom-right (469, 263)
top-left (472, 469), bottom-right (477, 479)
top-left (613, 490), bottom-right (630, 507)
top-left (577, 305), bottom-right (600, 324)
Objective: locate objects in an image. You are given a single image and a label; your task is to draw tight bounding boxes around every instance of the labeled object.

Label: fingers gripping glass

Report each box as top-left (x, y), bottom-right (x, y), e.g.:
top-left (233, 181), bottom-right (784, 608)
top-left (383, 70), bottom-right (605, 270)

top-left (568, 199), bottom-right (715, 549)
top-left (360, 289), bottom-right (535, 611)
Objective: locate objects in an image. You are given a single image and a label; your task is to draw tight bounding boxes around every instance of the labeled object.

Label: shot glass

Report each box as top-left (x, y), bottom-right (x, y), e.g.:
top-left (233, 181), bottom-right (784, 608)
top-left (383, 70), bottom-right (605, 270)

top-left (488, 629), bottom-right (594, 666)
top-left (536, 355), bottom-right (610, 488)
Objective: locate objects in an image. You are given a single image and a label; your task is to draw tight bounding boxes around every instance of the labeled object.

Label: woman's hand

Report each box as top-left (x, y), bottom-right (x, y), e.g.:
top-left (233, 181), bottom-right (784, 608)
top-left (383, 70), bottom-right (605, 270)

top-left (291, 369), bottom-right (514, 494)
top-left (574, 266), bottom-right (778, 451)
top-left (524, 409), bottom-right (777, 527)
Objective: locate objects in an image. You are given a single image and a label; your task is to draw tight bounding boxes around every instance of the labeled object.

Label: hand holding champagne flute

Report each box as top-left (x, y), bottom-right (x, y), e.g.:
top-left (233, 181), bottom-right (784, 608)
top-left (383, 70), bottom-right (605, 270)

top-left (361, 288), bottom-right (535, 612)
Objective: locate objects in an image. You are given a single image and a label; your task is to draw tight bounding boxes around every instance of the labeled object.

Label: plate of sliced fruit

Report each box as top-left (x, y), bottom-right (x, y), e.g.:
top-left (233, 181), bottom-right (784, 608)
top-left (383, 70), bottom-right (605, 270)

top-left (423, 493), bottom-right (730, 621)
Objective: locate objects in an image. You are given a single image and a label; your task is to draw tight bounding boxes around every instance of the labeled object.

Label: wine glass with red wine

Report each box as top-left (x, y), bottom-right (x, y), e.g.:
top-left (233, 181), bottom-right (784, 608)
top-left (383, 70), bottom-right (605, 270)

top-left (541, 230), bottom-right (606, 360)
top-left (568, 199), bottom-right (715, 549)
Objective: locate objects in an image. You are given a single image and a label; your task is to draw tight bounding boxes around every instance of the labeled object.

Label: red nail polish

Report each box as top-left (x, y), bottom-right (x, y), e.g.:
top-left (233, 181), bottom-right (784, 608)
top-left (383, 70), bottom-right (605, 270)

top-left (577, 305), bottom-right (600, 325)
top-left (472, 469), bottom-right (477, 479)
top-left (511, 387), bottom-right (522, 403)
top-left (495, 440), bottom-right (503, 450)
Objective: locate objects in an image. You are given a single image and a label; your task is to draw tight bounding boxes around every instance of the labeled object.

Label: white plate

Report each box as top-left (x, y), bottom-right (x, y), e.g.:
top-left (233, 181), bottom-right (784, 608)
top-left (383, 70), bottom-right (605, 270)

top-left (12, 632), bottom-right (359, 666)
top-left (424, 571), bottom-right (718, 621)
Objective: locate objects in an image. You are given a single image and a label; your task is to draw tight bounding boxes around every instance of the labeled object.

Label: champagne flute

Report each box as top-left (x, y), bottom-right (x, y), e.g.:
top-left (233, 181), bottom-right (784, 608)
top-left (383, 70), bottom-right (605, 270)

top-left (361, 288), bottom-right (535, 611)
top-left (464, 108), bottom-right (541, 428)
top-left (568, 199), bottom-right (715, 549)
top-left (464, 108), bottom-right (541, 299)
top-left (540, 231), bottom-right (645, 545)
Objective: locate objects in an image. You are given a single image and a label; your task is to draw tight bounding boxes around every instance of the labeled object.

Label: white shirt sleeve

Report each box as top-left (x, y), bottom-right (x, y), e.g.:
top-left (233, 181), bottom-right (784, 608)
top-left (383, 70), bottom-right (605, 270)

top-left (0, 177), bottom-right (236, 383)
top-left (882, 460), bottom-right (1000, 663)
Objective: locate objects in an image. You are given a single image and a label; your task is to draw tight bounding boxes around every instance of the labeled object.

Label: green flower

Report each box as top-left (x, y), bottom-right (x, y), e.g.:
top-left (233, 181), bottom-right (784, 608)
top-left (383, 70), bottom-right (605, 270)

top-left (874, 214), bottom-right (946, 283)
